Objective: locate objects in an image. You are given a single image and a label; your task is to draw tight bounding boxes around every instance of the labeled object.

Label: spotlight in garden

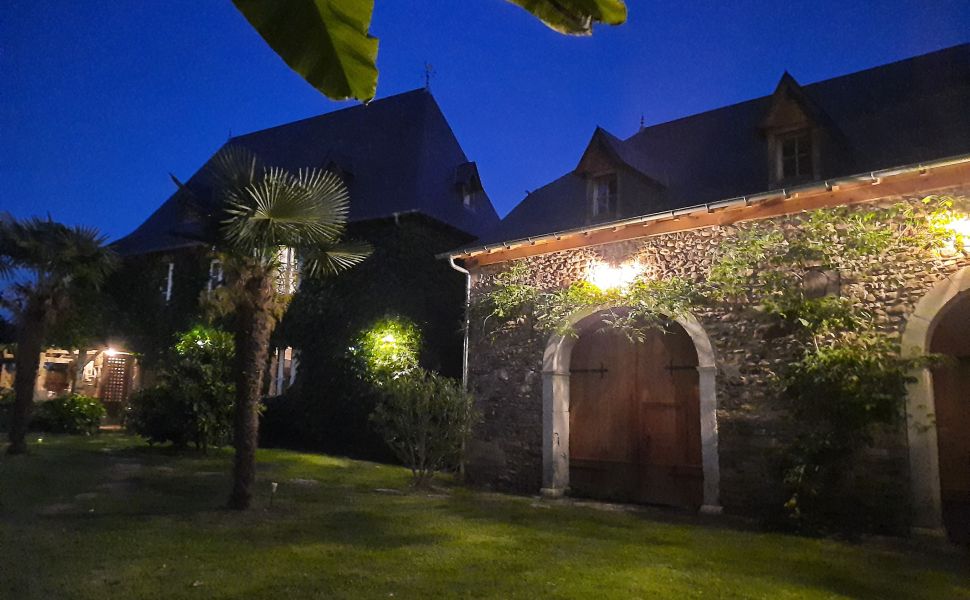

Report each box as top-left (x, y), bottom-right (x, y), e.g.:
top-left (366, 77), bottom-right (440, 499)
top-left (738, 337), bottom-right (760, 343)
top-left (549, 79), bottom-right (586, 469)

top-left (586, 261), bottom-right (643, 292)
top-left (381, 334), bottom-right (396, 344)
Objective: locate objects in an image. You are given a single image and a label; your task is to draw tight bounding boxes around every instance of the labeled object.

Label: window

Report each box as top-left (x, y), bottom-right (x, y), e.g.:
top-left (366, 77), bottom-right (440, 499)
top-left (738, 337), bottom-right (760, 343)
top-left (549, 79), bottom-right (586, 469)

top-left (778, 130), bottom-right (813, 180)
top-left (208, 259), bottom-right (224, 292)
top-left (591, 174), bottom-right (617, 218)
top-left (162, 261), bottom-right (174, 302)
top-left (462, 186), bottom-right (474, 210)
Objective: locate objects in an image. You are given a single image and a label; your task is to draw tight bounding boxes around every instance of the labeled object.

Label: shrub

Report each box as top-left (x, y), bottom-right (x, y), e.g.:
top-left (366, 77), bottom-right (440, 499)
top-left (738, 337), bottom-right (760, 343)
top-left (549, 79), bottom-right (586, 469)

top-left (127, 325), bottom-right (234, 451)
top-left (32, 393), bottom-right (105, 435)
top-left (371, 369), bottom-right (475, 486)
top-left (127, 386), bottom-right (195, 447)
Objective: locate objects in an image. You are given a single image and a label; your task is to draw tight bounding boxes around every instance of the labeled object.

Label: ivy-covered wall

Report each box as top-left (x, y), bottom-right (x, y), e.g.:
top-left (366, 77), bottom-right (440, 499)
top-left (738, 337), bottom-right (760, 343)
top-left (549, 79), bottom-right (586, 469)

top-left (464, 189), bottom-right (970, 524)
top-left (264, 214), bottom-right (472, 458)
top-left (101, 247), bottom-right (211, 366)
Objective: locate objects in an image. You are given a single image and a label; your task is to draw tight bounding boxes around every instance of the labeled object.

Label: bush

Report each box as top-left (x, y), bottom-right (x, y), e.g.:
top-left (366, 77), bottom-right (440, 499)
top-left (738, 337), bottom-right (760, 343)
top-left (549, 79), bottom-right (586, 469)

top-left (127, 386), bottom-right (195, 447)
top-left (32, 393), bottom-right (105, 435)
top-left (371, 369), bottom-right (475, 486)
top-left (127, 325), bottom-right (234, 451)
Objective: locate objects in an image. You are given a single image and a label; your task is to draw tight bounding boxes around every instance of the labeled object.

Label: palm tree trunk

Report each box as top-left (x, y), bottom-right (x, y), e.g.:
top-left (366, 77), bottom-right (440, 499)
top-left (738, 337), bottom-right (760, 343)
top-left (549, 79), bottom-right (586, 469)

top-left (227, 274), bottom-right (274, 510)
top-left (7, 314), bottom-right (46, 455)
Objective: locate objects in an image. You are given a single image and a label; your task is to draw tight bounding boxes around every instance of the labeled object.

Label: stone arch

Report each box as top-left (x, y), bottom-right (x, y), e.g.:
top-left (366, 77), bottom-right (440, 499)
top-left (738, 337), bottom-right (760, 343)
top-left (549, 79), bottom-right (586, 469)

top-left (541, 305), bottom-right (722, 513)
top-left (902, 266), bottom-right (970, 535)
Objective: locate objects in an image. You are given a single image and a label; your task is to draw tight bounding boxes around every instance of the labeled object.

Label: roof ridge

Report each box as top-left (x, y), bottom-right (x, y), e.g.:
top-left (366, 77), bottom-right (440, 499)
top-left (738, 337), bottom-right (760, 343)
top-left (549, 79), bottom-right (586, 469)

top-left (626, 42), bottom-right (969, 142)
top-left (229, 88), bottom-right (431, 142)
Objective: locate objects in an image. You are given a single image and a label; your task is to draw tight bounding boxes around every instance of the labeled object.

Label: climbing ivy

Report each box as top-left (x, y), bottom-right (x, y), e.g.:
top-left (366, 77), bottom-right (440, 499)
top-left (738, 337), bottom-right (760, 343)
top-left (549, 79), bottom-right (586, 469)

top-left (472, 194), bottom-right (969, 533)
top-left (473, 263), bottom-right (698, 340)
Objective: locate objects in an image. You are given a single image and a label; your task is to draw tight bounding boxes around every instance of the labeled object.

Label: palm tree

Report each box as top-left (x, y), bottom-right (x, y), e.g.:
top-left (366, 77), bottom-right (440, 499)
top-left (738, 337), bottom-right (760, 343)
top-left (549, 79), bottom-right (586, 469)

top-left (182, 147), bottom-right (370, 509)
top-left (0, 216), bottom-right (117, 455)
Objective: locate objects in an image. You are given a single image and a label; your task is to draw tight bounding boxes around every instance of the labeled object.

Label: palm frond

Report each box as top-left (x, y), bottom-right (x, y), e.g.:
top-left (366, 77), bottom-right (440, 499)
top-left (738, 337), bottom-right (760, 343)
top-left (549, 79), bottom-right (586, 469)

top-left (221, 166), bottom-right (351, 252)
top-left (208, 145), bottom-right (261, 193)
top-left (0, 216), bottom-right (117, 290)
top-left (301, 240), bottom-right (373, 278)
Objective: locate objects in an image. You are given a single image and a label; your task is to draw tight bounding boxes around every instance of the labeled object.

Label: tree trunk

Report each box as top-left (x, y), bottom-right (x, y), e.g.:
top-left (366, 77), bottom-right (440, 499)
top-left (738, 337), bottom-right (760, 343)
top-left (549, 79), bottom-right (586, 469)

top-left (227, 273), bottom-right (275, 510)
top-left (7, 312), bottom-right (46, 455)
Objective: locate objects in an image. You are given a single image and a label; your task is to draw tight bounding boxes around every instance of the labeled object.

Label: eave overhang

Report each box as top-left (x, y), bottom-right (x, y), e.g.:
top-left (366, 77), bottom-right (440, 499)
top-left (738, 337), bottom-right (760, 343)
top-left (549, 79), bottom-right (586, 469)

top-left (442, 153), bottom-right (970, 267)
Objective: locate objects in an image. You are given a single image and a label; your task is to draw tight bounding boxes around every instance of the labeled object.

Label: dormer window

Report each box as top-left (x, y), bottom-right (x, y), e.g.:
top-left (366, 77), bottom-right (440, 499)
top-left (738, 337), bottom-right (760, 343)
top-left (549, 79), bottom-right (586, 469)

top-left (778, 130), bottom-right (813, 180)
top-left (591, 173), bottom-right (617, 218)
top-left (461, 184), bottom-right (476, 211)
top-left (454, 162), bottom-right (482, 212)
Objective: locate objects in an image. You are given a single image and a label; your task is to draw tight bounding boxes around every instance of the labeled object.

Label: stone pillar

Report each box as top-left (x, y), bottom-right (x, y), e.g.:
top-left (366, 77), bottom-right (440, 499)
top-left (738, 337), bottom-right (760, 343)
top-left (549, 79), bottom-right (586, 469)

top-left (541, 370), bottom-right (570, 497)
top-left (698, 365), bottom-right (722, 514)
top-left (906, 367), bottom-right (945, 534)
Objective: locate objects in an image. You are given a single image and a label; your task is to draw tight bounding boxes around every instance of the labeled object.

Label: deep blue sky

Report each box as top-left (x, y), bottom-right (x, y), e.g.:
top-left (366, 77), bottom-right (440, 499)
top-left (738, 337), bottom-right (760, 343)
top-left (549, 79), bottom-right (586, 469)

top-left (3, 1), bottom-right (969, 241)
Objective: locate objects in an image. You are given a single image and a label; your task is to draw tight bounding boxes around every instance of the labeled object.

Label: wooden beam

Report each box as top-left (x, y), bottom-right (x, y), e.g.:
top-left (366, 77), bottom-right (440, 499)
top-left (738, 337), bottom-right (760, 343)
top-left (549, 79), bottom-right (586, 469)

top-left (467, 163), bottom-right (970, 268)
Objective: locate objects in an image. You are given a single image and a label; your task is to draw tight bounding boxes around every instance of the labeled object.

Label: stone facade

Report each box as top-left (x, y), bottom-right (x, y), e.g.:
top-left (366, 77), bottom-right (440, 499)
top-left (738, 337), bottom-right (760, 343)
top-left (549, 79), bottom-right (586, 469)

top-left (464, 188), bottom-right (970, 521)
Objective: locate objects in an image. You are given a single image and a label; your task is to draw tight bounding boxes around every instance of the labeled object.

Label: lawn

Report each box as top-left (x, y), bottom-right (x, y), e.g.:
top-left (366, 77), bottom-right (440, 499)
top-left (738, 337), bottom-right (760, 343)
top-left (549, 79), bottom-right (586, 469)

top-left (1, 435), bottom-right (967, 599)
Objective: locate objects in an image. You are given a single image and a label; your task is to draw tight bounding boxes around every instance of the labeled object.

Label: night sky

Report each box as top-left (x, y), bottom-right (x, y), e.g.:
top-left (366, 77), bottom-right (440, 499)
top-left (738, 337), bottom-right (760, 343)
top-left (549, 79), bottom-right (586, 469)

top-left (3, 1), bottom-right (969, 241)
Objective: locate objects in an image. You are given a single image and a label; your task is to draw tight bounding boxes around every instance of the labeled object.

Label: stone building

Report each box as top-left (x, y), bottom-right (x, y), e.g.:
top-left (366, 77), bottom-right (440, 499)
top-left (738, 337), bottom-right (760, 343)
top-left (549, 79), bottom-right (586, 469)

top-left (445, 44), bottom-right (970, 540)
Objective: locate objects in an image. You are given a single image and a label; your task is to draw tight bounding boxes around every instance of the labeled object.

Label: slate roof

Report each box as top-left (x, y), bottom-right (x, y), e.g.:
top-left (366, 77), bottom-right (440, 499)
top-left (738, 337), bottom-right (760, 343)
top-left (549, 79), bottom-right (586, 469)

top-left (113, 89), bottom-right (499, 255)
top-left (477, 43), bottom-right (970, 247)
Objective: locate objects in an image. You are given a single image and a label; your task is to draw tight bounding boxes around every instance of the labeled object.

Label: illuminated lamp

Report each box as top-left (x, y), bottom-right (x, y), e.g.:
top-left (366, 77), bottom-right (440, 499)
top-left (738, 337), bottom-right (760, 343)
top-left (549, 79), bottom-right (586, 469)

top-left (586, 261), bottom-right (643, 292)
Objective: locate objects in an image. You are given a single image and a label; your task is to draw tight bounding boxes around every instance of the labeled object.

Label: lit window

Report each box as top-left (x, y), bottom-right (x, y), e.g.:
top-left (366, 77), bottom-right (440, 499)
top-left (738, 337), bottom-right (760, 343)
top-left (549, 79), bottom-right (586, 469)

top-left (276, 246), bottom-right (300, 294)
top-left (779, 131), bottom-right (813, 180)
top-left (208, 259), bottom-right (224, 291)
top-left (591, 174), bottom-right (617, 218)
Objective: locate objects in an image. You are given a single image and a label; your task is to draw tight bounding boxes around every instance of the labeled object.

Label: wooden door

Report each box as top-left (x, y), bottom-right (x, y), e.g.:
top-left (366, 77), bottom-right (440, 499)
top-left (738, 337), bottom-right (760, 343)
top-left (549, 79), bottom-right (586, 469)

top-left (569, 323), bottom-right (703, 508)
top-left (933, 357), bottom-right (970, 543)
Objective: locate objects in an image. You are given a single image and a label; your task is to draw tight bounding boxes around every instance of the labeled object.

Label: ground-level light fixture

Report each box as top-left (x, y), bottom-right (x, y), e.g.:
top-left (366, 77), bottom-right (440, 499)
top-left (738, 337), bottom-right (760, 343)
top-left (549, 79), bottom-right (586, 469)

top-left (586, 261), bottom-right (644, 292)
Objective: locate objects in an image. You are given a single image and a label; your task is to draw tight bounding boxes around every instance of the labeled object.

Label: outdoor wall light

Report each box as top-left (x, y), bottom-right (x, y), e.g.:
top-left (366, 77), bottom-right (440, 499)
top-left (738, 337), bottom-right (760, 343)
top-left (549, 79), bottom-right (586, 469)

top-left (586, 261), bottom-right (643, 292)
top-left (104, 348), bottom-right (119, 357)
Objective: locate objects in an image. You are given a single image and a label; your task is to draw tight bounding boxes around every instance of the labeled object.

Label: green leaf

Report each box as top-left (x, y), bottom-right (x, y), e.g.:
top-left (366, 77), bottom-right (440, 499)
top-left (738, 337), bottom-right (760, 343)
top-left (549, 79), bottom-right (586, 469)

top-left (232, 0), bottom-right (379, 102)
top-left (507, 0), bottom-right (627, 35)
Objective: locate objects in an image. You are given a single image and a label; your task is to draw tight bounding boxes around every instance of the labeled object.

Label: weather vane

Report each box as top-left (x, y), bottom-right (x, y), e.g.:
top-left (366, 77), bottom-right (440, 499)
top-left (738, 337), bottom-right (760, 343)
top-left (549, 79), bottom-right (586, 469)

top-left (424, 62), bottom-right (436, 90)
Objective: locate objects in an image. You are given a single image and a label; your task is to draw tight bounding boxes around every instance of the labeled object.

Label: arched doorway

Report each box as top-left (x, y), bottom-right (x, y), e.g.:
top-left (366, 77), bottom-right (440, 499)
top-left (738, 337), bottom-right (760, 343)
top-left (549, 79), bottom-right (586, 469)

top-left (569, 315), bottom-right (702, 507)
top-left (541, 306), bottom-right (721, 513)
top-left (903, 266), bottom-right (970, 539)
top-left (929, 292), bottom-right (970, 542)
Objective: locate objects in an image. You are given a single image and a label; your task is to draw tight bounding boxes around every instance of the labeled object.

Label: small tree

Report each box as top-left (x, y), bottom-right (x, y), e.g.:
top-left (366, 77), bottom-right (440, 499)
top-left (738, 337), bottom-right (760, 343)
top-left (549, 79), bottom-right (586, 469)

top-left (175, 147), bottom-right (370, 509)
top-left (128, 325), bottom-right (235, 452)
top-left (371, 369), bottom-right (475, 487)
top-left (0, 216), bottom-right (116, 455)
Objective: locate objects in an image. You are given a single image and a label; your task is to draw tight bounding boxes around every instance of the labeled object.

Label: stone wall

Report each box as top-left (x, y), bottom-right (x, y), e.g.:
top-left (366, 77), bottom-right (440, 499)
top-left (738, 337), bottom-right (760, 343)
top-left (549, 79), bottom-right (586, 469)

top-left (464, 188), bottom-right (970, 519)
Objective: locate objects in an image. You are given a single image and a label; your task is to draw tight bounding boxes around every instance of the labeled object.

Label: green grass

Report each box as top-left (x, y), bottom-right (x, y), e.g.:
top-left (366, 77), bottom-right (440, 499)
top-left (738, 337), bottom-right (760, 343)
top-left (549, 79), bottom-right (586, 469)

top-left (1, 435), bottom-right (967, 599)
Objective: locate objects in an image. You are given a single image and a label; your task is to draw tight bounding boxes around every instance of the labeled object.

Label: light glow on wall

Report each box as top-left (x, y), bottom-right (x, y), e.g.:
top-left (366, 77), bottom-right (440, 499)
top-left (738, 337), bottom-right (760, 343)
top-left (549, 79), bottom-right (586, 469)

top-left (945, 217), bottom-right (970, 238)
top-left (586, 261), bottom-right (644, 292)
